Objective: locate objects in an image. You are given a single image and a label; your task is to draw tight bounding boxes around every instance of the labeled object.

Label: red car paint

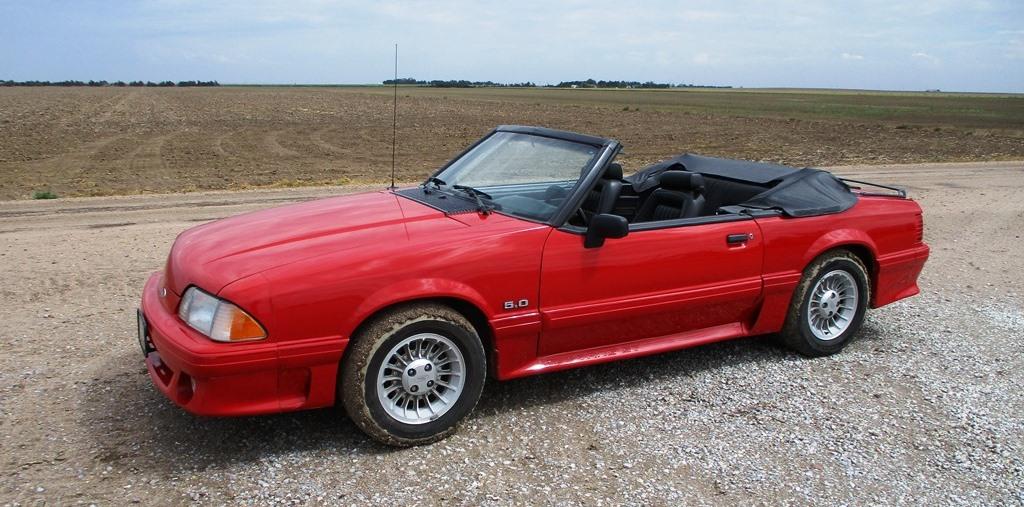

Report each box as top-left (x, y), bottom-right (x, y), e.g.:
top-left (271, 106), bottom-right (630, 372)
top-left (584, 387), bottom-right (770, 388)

top-left (138, 129), bottom-right (928, 417)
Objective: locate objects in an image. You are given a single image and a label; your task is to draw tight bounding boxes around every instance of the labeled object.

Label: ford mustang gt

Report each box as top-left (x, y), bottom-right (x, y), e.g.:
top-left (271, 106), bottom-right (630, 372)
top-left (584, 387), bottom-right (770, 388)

top-left (137, 125), bottom-right (929, 445)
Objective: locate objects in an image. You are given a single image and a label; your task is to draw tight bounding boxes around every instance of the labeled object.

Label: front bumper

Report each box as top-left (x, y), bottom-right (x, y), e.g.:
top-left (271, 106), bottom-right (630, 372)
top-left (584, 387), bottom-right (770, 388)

top-left (139, 273), bottom-right (346, 416)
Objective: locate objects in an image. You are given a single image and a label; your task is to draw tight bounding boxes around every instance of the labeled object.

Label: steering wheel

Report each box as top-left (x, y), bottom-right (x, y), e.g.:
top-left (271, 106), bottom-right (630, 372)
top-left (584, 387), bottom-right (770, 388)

top-left (575, 208), bottom-right (590, 225)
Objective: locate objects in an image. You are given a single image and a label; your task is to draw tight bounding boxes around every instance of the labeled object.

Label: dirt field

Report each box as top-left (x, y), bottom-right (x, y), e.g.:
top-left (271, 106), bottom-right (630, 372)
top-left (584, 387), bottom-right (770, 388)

top-left (1, 86), bottom-right (1022, 200)
top-left (1, 161), bottom-right (1022, 504)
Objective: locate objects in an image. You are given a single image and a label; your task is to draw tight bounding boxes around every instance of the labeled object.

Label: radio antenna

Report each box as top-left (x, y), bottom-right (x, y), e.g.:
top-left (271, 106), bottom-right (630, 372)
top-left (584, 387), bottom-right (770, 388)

top-left (389, 43), bottom-right (398, 190)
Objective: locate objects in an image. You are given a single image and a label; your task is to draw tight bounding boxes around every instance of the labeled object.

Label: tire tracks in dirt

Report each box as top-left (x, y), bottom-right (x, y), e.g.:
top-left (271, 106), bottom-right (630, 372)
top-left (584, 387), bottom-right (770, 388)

top-left (213, 129), bottom-right (241, 158)
top-left (262, 129), bottom-right (300, 157)
top-left (310, 128), bottom-right (351, 156)
top-left (91, 89), bottom-right (140, 125)
top-left (127, 134), bottom-right (170, 178)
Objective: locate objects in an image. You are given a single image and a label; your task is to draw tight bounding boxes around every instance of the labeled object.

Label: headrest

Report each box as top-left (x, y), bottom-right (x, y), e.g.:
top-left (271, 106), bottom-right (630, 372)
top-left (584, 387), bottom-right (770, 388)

top-left (659, 171), bottom-right (705, 191)
top-left (544, 185), bottom-right (568, 200)
top-left (604, 163), bottom-right (623, 180)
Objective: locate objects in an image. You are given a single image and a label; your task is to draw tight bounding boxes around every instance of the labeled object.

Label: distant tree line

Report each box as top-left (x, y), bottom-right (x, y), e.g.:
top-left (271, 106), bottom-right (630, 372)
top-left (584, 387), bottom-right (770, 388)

top-left (382, 77), bottom-right (731, 89)
top-left (0, 80), bottom-right (220, 87)
top-left (554, 79), bottom-right (732, 89)
top-left (383, 78), bottom-right (536, 88)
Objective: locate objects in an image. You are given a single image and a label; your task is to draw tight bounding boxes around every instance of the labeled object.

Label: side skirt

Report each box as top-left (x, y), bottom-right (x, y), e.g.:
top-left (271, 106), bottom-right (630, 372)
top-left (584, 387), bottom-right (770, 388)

top-left (498, 322), bottom-right (748, 380)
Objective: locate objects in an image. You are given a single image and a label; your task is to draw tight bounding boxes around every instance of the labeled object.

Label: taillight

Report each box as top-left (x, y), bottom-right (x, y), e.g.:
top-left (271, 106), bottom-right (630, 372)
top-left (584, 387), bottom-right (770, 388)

top-left (913, 213), bottom-right (924, 243)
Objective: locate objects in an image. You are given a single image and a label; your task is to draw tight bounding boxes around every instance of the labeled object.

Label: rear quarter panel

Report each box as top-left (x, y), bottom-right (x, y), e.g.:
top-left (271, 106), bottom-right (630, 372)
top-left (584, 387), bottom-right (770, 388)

top-left (749, 196), bottom-right (927, 334)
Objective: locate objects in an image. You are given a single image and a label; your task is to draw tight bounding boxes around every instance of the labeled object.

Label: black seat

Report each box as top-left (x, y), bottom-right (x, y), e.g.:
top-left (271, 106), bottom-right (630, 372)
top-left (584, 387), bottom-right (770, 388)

top-left (634, 171), bottom-right (706, 222)
top-left (580, 163), bottom-right (624, 221)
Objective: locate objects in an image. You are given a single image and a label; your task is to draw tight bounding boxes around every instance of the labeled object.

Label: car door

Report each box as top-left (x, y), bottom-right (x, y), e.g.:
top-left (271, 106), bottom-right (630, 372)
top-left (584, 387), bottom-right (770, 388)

top-left (537, 218), bottom-right (764, 356)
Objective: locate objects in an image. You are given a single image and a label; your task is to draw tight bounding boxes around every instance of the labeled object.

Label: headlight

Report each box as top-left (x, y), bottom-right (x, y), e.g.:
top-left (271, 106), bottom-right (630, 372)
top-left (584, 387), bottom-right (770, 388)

top-left (177, 287), bottom-right (266, 342)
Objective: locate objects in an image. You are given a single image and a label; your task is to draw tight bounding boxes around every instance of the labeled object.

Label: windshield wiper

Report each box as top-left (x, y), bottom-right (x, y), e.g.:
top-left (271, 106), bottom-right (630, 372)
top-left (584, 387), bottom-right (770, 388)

top-left (452, 184), bottom-right (494, 215)
top-left (422, 176), bottom-right (446, 194)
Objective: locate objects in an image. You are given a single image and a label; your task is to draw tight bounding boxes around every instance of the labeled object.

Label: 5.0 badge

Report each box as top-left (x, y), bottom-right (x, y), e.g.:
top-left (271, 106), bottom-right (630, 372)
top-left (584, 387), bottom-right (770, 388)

top-left (503, 299), bottom-right (530, 310)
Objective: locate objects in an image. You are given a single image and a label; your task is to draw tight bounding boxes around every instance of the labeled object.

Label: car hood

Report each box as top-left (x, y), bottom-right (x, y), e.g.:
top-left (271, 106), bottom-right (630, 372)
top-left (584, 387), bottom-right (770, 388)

top-left (164, 190), bottom-right (460, 295)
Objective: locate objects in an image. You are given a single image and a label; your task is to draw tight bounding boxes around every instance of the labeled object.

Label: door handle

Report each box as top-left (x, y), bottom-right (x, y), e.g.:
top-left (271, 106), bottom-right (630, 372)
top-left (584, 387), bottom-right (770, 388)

top-left (726, 233), bottom-right (754, 245)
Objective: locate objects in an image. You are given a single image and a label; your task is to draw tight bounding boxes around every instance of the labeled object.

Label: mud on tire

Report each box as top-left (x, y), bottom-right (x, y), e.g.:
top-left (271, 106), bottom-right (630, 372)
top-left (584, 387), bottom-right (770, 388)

top-left (339, 303), bottom-right (486, 446)
top-left (780, 250), bottom-right (871, 357)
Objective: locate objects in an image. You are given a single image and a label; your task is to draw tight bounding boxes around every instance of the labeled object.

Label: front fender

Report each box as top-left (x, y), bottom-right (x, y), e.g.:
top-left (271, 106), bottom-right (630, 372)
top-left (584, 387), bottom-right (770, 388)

top-left (344, 277), bottom-right (493, 337)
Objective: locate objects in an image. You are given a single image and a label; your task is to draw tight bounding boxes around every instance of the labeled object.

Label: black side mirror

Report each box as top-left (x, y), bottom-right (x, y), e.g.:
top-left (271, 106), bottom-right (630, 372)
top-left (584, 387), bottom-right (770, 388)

top-left (584, 214), bottom-right (629, 248)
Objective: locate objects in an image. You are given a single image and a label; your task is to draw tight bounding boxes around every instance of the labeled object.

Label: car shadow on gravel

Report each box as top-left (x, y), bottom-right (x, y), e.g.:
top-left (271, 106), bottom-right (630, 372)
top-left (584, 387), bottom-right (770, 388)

top-left (471, 319), bottom-right (889, 422)
top-left (473, 335), bottom-right (785, 419)
top-left (79, 350), bottom-right (384, 477)
top-left (81, 325), bottom-right (888, 475)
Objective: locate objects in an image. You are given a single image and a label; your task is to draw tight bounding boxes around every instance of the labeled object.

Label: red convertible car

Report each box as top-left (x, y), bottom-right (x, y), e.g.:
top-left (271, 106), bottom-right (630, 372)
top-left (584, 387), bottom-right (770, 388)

top-left (138, 125), bottom-right (928, 445)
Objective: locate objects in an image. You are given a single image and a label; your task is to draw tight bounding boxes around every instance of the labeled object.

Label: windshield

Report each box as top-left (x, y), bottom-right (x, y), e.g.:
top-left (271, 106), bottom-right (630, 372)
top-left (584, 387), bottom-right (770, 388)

top-left (431, 132), bottom-right (600, 221)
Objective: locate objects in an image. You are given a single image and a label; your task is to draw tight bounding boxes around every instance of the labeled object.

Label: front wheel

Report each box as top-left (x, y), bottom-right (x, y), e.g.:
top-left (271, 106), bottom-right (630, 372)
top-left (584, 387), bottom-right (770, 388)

top-left (780, 250), bottom-right (871, 357)
top-left (340, 303), bottom-right (486, 446)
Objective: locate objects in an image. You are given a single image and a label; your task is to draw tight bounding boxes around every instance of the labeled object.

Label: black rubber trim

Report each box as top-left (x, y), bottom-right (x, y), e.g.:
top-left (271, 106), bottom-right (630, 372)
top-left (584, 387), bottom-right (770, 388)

top-left (559, 213), bottom-right (754, 236)
top-left (394, 187), bottom-right (480, 215)
top-left (628, 213), bottom-right (754, 232)
top-left (494, 125), bottom-right (610, 147)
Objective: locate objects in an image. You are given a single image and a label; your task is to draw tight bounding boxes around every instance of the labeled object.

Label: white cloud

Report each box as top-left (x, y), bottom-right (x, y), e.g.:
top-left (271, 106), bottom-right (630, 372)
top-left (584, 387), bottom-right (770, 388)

top-left (841, 52), bottom-right (864, 60)
top-left (693, 52), bottom-right (712, 65)
top-left (912, 51), bottom-right (941, 64)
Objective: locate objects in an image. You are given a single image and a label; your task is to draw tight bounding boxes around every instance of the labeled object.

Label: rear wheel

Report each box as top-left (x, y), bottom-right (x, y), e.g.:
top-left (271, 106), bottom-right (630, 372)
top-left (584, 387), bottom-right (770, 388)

top-left (781, 250), bottom-right (870, 357)
top-left (340, 303), bottom-right (486, 446)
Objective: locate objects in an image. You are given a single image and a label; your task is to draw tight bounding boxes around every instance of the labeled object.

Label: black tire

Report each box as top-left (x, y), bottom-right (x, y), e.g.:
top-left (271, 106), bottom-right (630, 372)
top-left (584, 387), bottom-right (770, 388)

top-left (340, 303), bottom-right (486, 446)
top-left (780, 250), bottom-right (871, 357)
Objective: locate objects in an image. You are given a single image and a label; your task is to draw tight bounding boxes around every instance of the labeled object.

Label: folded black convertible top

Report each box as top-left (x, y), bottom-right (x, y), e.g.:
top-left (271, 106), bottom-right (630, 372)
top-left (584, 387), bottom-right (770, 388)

top-left (627, 153), bottom-right (858, 217)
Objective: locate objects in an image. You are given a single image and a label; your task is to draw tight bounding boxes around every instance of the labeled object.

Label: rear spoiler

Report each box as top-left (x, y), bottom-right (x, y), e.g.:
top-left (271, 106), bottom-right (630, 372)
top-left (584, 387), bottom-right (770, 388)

top-left (839, 178), bottom-right (907, 198)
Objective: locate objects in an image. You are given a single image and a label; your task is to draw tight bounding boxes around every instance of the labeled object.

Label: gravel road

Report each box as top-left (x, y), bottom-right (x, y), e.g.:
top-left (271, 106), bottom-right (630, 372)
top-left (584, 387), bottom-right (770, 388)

top-left (1, 161), bottom-right (1022, 505)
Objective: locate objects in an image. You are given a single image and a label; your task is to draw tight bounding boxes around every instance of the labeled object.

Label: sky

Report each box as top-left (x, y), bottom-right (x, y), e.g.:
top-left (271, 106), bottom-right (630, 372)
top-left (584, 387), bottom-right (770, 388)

top-left (2, 0), bottom-right (1022, 92)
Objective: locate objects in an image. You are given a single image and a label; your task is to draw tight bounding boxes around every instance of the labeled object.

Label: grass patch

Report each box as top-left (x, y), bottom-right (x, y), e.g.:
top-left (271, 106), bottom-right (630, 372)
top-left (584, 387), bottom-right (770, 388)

top-left (32, 190), bottom-right (58, 199)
